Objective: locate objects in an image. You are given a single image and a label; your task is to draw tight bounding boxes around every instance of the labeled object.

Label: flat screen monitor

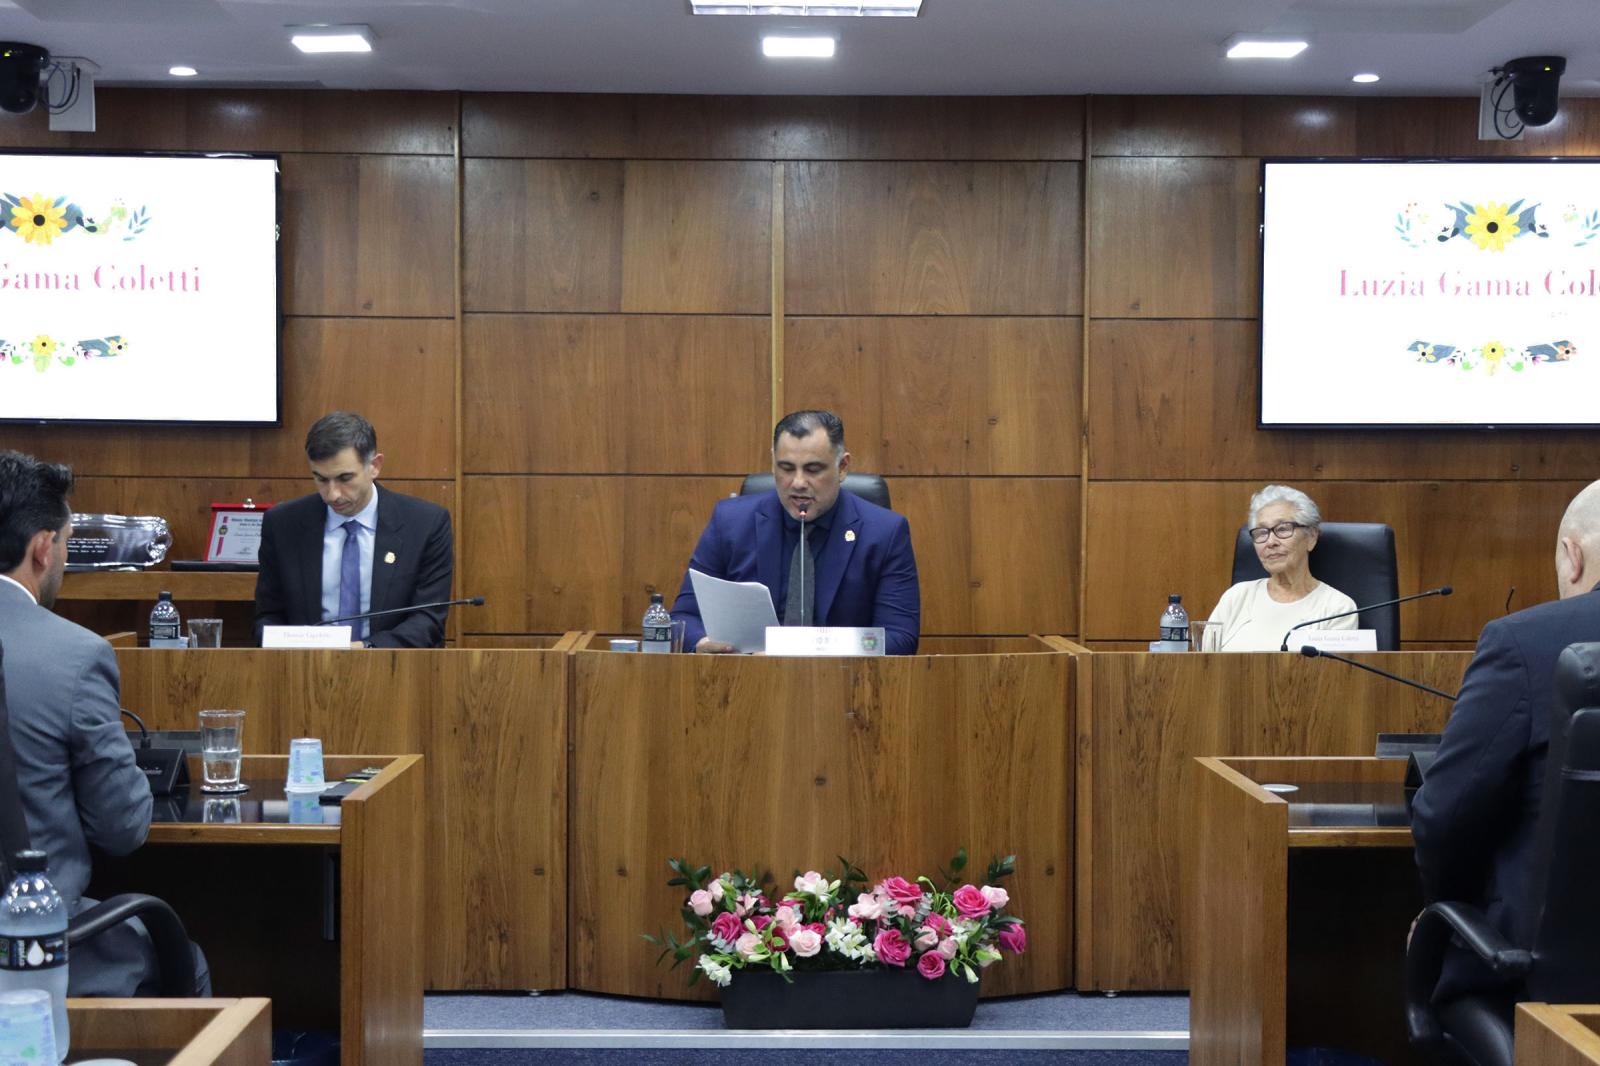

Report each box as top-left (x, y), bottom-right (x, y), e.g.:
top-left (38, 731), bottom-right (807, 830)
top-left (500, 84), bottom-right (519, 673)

top-left (0, 151), bottom-right (280, 426)
top-left (1260, 158), bottom-right (1600, 428)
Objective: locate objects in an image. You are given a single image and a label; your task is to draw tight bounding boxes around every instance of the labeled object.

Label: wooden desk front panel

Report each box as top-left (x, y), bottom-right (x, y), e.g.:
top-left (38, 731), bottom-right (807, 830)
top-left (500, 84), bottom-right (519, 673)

top-left (569, 650), bottom-right (1074, 999)
top-left (1517, 1005), bottom-right (1600, 1066)
top-left (1077, 650), bottom-right (1468, 990)
top-left (115, 649), bottom-right (567, 991)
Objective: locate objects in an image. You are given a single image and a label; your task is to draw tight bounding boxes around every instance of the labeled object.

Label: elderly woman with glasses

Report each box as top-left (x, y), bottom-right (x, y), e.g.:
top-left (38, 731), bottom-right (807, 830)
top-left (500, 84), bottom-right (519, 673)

top-left (1203, 484), bottom-right (1359, 652)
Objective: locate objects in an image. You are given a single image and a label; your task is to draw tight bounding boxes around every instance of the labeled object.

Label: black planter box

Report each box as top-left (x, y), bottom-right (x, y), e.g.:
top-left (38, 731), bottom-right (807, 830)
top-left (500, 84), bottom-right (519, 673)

top-left (719, 967), bottom-right (980, 1029)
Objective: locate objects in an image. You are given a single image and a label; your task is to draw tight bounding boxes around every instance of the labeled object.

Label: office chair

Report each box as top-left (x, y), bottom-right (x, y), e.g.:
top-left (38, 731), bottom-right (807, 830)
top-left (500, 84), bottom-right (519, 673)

top-left (0, 642), bottom-right (198, 997)
top-left (739, 472), bottom-right (892, 510)
top-left (1403, 642), bottom-right (1600, 1066)
top-left (1231, 522), bottom-right (1400, 649)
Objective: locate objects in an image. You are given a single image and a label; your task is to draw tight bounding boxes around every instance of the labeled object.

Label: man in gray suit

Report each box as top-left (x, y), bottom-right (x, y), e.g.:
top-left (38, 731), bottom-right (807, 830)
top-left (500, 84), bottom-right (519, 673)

top-left (0, 450), bottom-right (202, 995)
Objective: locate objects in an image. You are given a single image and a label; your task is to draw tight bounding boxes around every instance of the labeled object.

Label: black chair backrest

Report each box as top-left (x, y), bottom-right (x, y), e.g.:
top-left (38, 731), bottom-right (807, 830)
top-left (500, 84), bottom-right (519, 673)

top-left (1231, 522), bottom-right (1400, 649)
top-left (0, 642), bottom-right (36, 882)
top-left (1524, 642), bottom-right (1600, 1001)
top-left (739, 473), bottom-right (891, 511)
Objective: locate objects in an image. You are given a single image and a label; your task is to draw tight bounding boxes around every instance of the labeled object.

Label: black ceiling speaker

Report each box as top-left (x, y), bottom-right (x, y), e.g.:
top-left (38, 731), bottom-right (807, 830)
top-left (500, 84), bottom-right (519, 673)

top-left (0, 42), bottom-right (48, 115)
top-left (1502, 55), bottom-right (1566, 127)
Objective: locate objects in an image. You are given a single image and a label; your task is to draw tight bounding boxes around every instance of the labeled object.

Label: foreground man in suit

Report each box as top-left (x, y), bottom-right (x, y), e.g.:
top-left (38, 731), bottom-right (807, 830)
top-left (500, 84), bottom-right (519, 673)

top-left (254, 411), bottom-right (453, 647)
top-left (671, 409), bottom-right (920, 655)
top-left (0, 450), bottom-right (208, 995)
top-left (1412, 478), bottom-right (1600, 1006)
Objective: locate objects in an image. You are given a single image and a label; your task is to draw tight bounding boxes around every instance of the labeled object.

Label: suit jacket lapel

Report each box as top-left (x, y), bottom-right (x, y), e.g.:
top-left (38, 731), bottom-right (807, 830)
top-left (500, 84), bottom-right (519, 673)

top-left (756, 494), bottom-right (783, 606)
top-left (299, 501), bottom-right (325, 624)
top-left (370, 493), bottom-right (404, 614)
top-left (815, 492), bottom-right (860, 625)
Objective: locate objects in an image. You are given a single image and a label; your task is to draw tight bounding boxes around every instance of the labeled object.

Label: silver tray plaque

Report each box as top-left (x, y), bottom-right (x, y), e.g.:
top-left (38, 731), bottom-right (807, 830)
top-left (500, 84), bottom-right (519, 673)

top-left (67, 513), bottom-right (173, 571)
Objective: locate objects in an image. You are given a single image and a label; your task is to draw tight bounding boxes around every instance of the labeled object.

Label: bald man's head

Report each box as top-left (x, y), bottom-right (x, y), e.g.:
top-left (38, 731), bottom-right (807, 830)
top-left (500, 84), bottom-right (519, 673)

top-left (1556, 479), bottom-right (1600, 599)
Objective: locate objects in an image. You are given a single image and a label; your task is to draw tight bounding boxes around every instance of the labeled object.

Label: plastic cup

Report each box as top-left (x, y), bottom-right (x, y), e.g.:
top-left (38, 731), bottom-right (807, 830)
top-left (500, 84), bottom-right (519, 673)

top-left (186, 618), bottom-right (223, 648)
top-left (0, 989), bottom-right (57, 1064)
top-left (285, 738), bottom-right (327, 793)
top-left (198, 709), bottom-right (247, 793)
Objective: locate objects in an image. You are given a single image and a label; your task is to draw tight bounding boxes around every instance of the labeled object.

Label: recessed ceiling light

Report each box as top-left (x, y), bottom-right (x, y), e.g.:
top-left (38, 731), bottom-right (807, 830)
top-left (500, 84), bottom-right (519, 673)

top-left (1351, 72), bottom-right (1381, 84)
top-left (289, 25), bottom-right (374, 54)
top-left (762, 35), bottom-right (836, 58)
top-left (169, 66), bottom-right (198, 77)
top-left (1224, 37), bottom-right (1309, 60)
top-left (695, 1), bottom-right (919, 14)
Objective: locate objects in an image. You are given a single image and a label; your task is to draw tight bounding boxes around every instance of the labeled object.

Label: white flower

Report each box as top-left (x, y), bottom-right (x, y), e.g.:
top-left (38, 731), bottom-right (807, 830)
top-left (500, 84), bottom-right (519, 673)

top-left (825, 917), bottom-right (870, 961)
top-left (698, 956), bottom-right (733, 987)
top-left (794, 870), bottom-right (826, 895)
top-left (980, 885), bottom-right (1009, 910)
top-left (710, 880), bottom-right (726, 901)
top-left (847, 895), bottom-right (884, 921)
top-left (789, 929), bottom-right (823, 957)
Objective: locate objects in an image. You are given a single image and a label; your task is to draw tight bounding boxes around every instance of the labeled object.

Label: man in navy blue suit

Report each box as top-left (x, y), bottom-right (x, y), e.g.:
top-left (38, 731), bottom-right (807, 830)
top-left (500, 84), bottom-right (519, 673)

top-left (1412, 479), bottom-right (1600, 1004)
top-left (671, 410), bottom-right (920, 655)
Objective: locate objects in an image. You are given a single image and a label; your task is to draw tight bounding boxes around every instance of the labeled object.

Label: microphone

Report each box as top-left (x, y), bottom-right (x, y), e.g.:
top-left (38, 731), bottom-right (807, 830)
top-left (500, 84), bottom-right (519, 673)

top-left (797, 502), bottom-right (809, 626)
top-left (121, 708), bottom-right (190, 795)
top-left (1279, 586), bottom-right (1452, 651)
top-left (318, 596), bottom-right (485, 627)
top-left (1299, 645), bottom-right (1459, 702)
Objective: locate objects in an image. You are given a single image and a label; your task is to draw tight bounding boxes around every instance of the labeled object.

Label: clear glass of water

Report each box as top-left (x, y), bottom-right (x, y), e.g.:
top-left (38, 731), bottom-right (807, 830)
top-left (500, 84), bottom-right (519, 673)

top-left (198, 708), bottom-right (247, 793)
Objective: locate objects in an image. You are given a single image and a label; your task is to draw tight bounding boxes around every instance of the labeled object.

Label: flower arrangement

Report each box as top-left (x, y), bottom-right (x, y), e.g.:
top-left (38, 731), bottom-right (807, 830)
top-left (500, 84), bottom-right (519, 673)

top-left (646, 850), bottom-right (1025, 988)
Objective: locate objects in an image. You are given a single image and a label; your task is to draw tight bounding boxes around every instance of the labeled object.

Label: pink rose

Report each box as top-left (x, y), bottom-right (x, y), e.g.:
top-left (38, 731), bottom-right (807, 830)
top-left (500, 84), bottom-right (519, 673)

top-left (952, 884), bottom-right (990, 919)
top-left (917, 951), bottom-right (946, 980)
top-left (914, 928), bottom-right (939, 951)
top-left (881, 877), bottom-right (923, 905)
top-left (735, 931), bottom-right (764, 958)
top-left (788, 928), bottom-right (822, 957)
top-left (998, 924), bottom-right (1028, 955)
top-left (925, 912), bottom-right (952, 937)
top-left (689, 889), bottom-right (714, 916)
top-left (753, 915), bottom-right (773, 931)
top-left (709, 880), bottom-right (725, 901)
top-left (773, 905), bottom-right (801, 933)
top-left (979, 885), bottom-right (1009, 910)
top-left (804, 922), bottom-right (826, 936)
top-left (710, 912), bottom-right (743, 945)
top-left (937, 936), bottom-right (959, 960)
top-left (848, 895), bottom-right (884, 921)
top-left (874, 928), bottom-right (912, 967)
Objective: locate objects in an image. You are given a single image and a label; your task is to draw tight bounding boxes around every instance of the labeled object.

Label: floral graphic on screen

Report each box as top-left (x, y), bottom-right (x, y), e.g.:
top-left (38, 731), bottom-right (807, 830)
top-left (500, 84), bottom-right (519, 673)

top-left (1, 334), bottom-right (128, 371)
top-left (1397, 199), bottom-right (1599, 249)
top-left (1, 193), bottom-right (152, 243)
top-left (1407, 338), bottom-right (1575, 374)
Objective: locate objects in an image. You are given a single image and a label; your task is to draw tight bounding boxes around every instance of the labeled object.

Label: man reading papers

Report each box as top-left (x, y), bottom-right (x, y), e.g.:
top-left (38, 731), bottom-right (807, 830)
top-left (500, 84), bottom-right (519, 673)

top-left (671, 410), bottom-right (921, 655)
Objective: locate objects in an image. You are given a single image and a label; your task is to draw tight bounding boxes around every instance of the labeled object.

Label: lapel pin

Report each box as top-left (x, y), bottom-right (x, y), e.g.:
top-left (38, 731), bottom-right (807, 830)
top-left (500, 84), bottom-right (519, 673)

top-left (384, 551), bottom-right (396, 564)
top-left (844, 530), bottom-right (856, 542)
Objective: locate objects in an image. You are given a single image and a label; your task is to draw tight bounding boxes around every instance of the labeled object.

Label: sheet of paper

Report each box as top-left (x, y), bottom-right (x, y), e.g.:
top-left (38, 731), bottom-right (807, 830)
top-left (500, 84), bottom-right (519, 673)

top-left (688, 569), bottom-right (778, 653)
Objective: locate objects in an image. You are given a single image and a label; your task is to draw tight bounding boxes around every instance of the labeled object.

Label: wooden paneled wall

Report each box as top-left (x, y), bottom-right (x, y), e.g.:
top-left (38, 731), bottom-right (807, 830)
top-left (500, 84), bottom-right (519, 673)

top-left (5, 89), bottom-right (1600, 646)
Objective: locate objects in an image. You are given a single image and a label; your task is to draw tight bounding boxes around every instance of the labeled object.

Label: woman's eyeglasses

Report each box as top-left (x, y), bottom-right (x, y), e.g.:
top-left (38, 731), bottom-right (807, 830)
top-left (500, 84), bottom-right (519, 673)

top-left (1248, 521), bottom-right (1305, 544)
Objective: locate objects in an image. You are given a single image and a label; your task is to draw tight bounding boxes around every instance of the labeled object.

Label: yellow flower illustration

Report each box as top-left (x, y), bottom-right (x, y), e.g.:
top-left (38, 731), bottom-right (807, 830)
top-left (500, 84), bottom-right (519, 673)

top-left (1483, 341), bottom-right (1506, 375)
top-left (1464, 202), bottom-right (1520, 252)
top-left (29, 334), bottom-right (56, 356)
top-left (9, 194), bottom-right (68, 245)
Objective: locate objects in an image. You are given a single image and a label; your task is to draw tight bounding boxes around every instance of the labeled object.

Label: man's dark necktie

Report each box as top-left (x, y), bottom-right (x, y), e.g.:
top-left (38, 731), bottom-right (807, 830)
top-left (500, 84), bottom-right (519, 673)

top-left (339, 520), bottom-right (362, 636)
top-left (784, 521), bottom-right (815, 626)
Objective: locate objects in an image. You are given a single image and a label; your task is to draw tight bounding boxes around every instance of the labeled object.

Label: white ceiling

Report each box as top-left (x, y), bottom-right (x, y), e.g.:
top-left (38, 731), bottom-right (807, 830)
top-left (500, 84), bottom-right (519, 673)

top-left (0, 0), bottom-right (1594, 98)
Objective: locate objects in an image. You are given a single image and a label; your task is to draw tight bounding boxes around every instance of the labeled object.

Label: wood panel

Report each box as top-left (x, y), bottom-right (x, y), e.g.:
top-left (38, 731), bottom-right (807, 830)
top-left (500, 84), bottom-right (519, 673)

top-left (1517, 1005), bottom-right (1600, 1066)
top-left (783, 317), bottom-right (1081, 476)
top-left (1086, 320), bottom-right (1600, 481)
top-left (0, 89), bottom-right (456, 154)
top-left (281, 154), bottom-right (456, 317)
top-left (115, 649), bottom-right (567, 991)
top-left (1088, 157), bottom-right (1258, 318)
top-left (1076, 652), bottom-right (1467, 990)
top-left (463, 159), bottom-right (771, 313)
top-left (1082, 480), bottom-right (1585, 642)
top-left (569, 650), bottom-right (1073, 999)
top-left (462, 315), bottom-right (770, 474)
top-left (463, 93), bottom-right (1084, 160)
top-left (786, 161), bottom-right (1081, 315)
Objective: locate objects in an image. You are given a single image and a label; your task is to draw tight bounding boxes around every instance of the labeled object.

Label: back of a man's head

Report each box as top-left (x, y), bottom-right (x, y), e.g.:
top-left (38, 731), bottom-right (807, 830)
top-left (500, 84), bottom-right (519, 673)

top-left (305, 411), bottom-right (378, 464)
top-left (0, 450), bottom-right (72, 574)
top-left (1557, 479), bottom-right (1600, 598)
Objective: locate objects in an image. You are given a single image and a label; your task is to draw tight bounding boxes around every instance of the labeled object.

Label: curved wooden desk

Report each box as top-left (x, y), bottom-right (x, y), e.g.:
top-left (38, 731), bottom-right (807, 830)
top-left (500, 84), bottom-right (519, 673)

top-left (567, 640), bottom-right (1076, 999)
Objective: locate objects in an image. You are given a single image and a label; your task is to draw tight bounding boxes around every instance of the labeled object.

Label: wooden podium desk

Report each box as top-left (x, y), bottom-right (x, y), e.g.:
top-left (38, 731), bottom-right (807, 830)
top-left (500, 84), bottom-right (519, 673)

top-left (91, 755), bottom-right (421, 1066)
top-left (1517, 1004), bottom-right (1600, 1065)
top-left (1191, 756), bottom-right (1422, 1066)
top-left (113, 648), bottom-right (567, 992)
top-left (66, 997), bottom-right (270, 1065)
top-left (567, 641), bottom-right (1076, 1000)
top-left (1069, 649), bottom-right (1468, 992)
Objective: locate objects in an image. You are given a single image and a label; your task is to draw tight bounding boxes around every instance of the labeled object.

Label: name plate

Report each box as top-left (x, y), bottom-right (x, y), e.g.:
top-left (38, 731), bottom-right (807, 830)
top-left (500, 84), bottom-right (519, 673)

top-left (1288, 629), bottom-right (1378, 653)
top-left (764, 626), bottom-right (887, 657)
top-left (262, 625), bottom-right (353, 650)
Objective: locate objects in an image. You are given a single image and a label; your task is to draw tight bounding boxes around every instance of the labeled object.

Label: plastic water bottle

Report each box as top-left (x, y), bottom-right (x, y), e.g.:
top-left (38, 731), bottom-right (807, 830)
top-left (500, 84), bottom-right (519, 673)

top-left (1159, 594), bottom-right (1190, 647)
top-left (0, 852), bottom-right (69, 1063)
top-left (148, 590), bottom-right (181, 645)
top-left (641, 593), bottom-right (672, 654)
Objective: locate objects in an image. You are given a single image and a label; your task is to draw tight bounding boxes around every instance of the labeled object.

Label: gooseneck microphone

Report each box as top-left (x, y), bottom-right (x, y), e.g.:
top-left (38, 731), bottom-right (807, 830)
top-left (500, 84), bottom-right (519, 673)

top-left (318, 595), bottom-right (485, 627)
top-left (121, 708), bottom-right (190, 795)
top-left (1279, 586), bottom-right (1453, 651)
top-left (1299, 645), bottom-right (1459, 702)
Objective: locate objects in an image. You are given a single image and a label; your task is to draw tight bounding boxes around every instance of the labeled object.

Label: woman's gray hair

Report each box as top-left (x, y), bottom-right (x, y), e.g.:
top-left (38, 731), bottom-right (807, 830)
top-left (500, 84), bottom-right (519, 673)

top-left (1248, 484), bottom-right (1323, 530)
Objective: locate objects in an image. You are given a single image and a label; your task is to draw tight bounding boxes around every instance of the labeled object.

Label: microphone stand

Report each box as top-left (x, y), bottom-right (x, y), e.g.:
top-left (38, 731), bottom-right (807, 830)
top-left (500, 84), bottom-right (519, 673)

top-left (797, 504), bottom-right (809, 626)
top-left (1279, 586), bottom-right (1453, 651)
top-left (122, 708), bottom-right (190, 794)
top-left (318, 595), bottom-right (486, 626)
top-left (1299, 645), bottom-right (1458, 701)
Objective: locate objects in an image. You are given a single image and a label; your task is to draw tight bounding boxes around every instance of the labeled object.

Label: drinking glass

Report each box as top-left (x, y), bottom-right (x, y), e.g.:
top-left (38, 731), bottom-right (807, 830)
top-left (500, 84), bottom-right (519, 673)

top-left (669, 619), bottom-right (688, 654)
top-left (1189, 619), bottom-right (1220, 652)
top-left (187, 618), bottom-right (223, 648)
top-left (198, 709), bottom-right (247, 793)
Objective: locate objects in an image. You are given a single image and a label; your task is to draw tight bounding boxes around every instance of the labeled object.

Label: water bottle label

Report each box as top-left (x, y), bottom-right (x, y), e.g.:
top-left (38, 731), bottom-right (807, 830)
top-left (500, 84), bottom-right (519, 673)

top-left (151, 622), bottom-right (179, 640)
top-left (642, 625), bottom-right (671, 643)
top-left (0, 932), bottom-right (67, 971)
top-left (1160, 626), bottom-right (1189, 642)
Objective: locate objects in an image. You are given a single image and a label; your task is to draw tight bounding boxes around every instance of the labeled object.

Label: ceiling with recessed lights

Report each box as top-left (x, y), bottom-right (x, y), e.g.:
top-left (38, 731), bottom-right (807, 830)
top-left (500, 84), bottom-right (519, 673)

top-left (0, 0), bottom-right (1593, 97)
